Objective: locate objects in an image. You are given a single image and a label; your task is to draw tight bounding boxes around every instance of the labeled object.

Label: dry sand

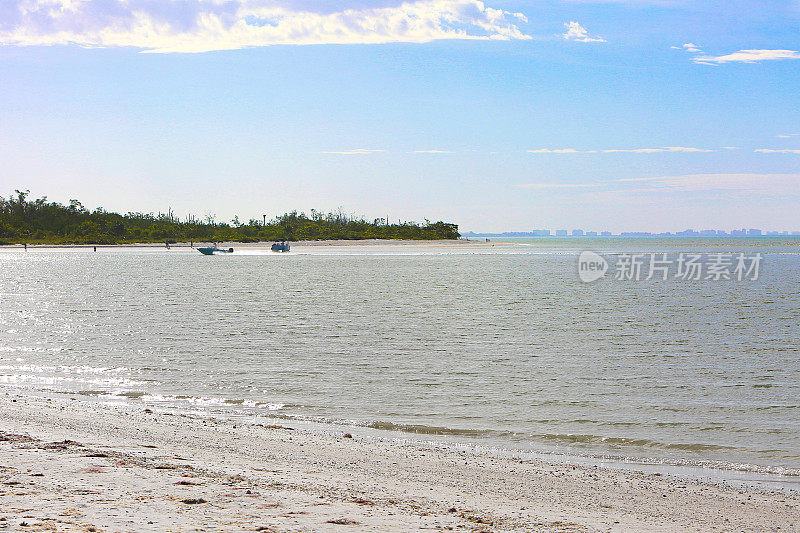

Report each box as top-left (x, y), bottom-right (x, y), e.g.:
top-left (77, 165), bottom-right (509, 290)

top-left (0, 391), bottom-right (798, 532)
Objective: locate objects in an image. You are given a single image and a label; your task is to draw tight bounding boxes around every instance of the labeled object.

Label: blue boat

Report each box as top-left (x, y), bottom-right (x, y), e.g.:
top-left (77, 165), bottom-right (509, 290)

top-left (198, 243), bottom-right (234, 255)
top-left (271, 241), bottom-right (290, 252)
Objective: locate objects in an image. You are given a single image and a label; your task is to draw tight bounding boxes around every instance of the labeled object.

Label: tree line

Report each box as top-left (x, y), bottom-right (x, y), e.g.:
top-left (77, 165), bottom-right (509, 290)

top-left (0, 190), bottom-right (460, 244)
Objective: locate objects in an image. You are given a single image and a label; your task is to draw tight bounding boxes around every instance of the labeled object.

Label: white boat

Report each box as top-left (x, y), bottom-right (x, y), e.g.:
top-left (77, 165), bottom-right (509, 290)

top-left (198, 243), bottom-right (234, 255)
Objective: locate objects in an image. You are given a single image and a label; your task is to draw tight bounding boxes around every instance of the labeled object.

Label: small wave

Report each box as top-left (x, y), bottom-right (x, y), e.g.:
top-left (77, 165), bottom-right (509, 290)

top-left (365, 420), bottom-right (505, 437)
top-left (241, 412), bottom-right (800, 478)
top-left (0, 374), bottom-right (148, 387)
top-left (117, 391), bottom-right (147, 399)
top-left (63, 388), bottom-right (288, 411)
top-left (532, 432), bottom-right (740, 452)
top-left (0, 364), bottom-right (129, 374)
top-left (76, 390), bottom-right (108, 396)
top-left (114, 392), bottom-right (286, 411)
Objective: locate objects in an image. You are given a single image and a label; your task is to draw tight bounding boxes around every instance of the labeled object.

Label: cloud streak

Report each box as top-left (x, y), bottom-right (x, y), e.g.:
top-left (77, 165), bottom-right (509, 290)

top-left (526, 148), bottom-right (582, 154)
top-left (0, 0), bottom-right (532, 53)
top-left (519, 174), bottom-right (800, 194)
top-left (527, 146), bottom-right (713, 154)
top-left (602, 146), bottom-right (712, 153)
top-left (319, 149), bottom-right (385, 155)
top-left (693, 49), bottom-right (800, 64)
top-left (616, 173), bottom-right (800, 192)
top-left (674, 43), bottom-right (800, 65)
top-left (518, 182), bottom-right (603, 189)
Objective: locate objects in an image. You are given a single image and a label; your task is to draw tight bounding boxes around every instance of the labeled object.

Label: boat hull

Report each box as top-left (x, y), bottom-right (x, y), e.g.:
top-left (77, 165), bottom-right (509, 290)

top-left (198, 247), bottom-right (233, 255)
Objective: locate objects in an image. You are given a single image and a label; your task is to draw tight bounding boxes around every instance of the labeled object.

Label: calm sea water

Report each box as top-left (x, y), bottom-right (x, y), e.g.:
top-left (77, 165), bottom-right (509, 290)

top-left (1, 239), bottom-right (799, 473)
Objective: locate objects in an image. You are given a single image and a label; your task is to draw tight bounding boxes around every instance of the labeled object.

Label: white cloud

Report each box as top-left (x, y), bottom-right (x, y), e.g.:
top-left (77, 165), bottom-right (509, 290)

top-left (518, 182), bottom-right (603, 189)
top-left (616, 173), bottom-right (800, 192)
top-left (0, 0), bottom-right (532, 53)
top-left (676, 43), bottom-right (800, 66)
top-left (755, 149), bottom-right (800, 154)
top-left (319, 149), bottom-right (385, 155)
top-left (562, 21), bottom-right (605, 43)
top-left (777, 133), bottom-right (800, 138)
top-left (518, 174), bottom-right (800, 196)
top-left (602, 146), bottom-right (713, 153)
top-left (527, 148), bottom-right (581, 153)
top-left (693, 49), bottom-right (800, 64)
top-left (528, 146), bottom-right (713, 154)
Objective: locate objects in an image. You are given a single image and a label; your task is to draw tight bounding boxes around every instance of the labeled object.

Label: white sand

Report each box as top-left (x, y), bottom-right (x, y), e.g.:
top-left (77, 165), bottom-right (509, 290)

top-left (0, 391), bottom-right (798, 532)
top-left (1, 239), bottom-right (490, 250)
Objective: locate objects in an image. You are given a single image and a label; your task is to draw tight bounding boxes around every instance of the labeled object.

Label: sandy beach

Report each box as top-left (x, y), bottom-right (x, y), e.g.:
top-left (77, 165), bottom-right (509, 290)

top-left (4, 0), bottom-right (799, 530)
top-left (0, 239), bottom-right (487, 250)
top-left (1, 391), bottom-right (797, 532)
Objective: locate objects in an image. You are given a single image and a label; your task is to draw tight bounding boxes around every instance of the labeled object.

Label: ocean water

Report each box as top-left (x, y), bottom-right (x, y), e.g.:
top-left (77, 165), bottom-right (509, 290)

top-left (1, 240), bottom-right (799, 475)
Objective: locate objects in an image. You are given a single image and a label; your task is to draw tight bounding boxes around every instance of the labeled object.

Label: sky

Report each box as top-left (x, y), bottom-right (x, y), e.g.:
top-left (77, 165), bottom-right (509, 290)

top-left (0, 0), bottom-right (799, 233)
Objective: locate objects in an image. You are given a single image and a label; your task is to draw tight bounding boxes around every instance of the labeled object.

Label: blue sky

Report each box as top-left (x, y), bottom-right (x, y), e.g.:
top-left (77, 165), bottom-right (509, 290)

top-left (1, 0), bottom-right (798, 233)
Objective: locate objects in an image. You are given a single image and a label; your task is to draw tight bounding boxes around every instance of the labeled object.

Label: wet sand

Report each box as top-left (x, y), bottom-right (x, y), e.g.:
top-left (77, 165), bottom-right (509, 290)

top-left (0, 239), bottom-right (488, 250)
top-left (1, 391), bottom-right (798, 532)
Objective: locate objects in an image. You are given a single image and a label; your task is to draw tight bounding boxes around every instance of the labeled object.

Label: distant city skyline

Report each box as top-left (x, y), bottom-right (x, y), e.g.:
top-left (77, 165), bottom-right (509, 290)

top-left (463, 228), bottom-right (800, 237)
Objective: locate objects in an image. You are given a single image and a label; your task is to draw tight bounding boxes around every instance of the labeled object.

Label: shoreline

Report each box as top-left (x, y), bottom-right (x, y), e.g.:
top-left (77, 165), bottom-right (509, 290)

top-left (0, 239), bottom-right (483, 249)
top-left (2, 236), bottom-right (798, 252)
top-left (11, 386), bottom-right (800, 485)
top-left (1, 390), bottom-right (798, 532)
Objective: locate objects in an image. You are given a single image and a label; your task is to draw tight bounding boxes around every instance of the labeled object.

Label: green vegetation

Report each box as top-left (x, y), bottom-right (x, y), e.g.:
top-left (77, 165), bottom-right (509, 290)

top-left (0, 190), bottom-right (460, 244)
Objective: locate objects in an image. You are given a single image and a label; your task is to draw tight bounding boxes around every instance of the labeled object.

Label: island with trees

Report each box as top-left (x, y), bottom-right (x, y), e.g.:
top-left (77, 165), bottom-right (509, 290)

top-left (0, 190), bottom-right (460, 244)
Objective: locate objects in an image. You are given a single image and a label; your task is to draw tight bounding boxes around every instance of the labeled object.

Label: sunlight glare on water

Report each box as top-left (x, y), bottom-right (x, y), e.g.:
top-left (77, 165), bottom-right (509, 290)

top-left (1, 240), bottom-right (799, 472)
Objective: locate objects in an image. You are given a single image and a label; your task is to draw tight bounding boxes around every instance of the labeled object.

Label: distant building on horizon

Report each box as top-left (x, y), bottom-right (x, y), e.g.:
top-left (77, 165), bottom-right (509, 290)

top-left (462, 227), bottom-right (797, 239)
